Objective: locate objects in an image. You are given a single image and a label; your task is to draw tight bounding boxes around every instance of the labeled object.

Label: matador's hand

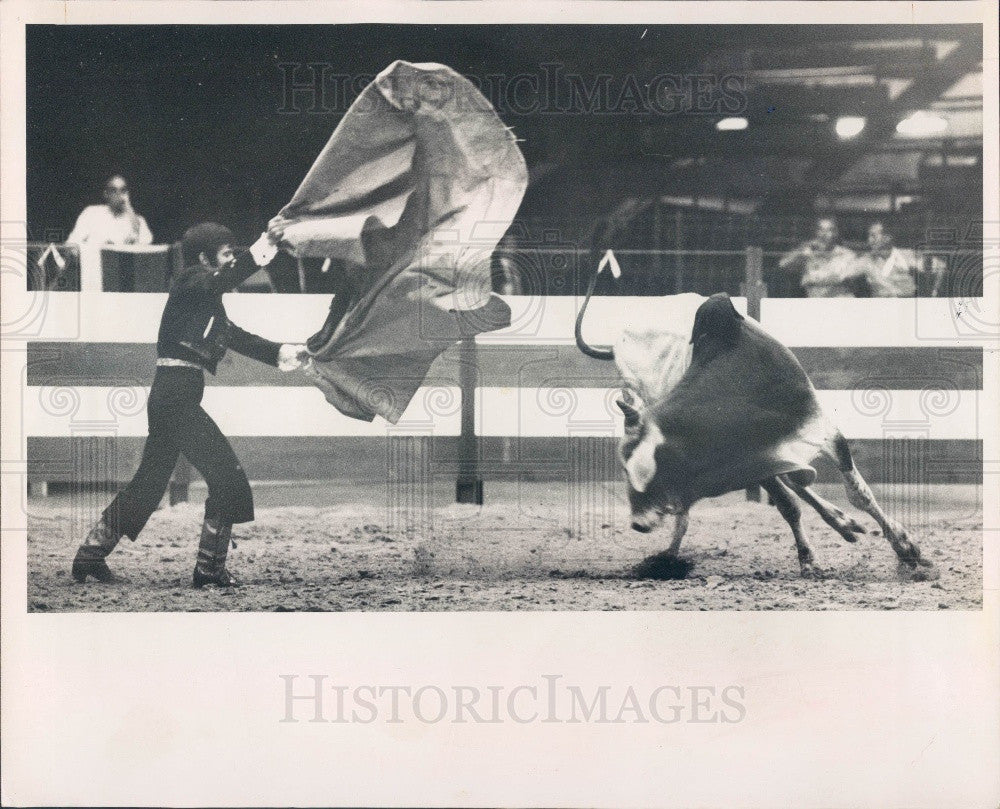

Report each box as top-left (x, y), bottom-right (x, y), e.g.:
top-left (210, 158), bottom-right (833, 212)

top-left (249, 232), bottom-right (279, 267)
top-left (278, 343), bottom-right (308, 372)
top-left (267, 215), bottom-right (288, 245)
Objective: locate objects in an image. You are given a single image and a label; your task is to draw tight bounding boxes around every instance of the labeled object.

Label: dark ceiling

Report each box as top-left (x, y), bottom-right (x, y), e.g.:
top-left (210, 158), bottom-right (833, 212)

top-left (26, 24), bottom-right (983, 244)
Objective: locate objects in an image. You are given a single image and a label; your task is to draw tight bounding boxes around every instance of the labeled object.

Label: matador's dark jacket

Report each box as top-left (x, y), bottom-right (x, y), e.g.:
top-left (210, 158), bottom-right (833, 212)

top-left (157, 256), bottom-right (280, 372)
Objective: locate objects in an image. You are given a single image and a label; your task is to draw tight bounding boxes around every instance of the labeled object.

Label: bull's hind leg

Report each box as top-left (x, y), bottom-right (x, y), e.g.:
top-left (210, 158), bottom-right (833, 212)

top-left (828, 434), bottom-right (936, 575)
top-left (779, 475), bottom-right (866, 544)
top-left (761, 477), bottom-right (817, 577)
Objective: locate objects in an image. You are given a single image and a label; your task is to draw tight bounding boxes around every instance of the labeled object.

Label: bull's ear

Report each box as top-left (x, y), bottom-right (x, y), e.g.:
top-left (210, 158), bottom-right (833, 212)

top-left (616, 398), bottom-right (641, 428)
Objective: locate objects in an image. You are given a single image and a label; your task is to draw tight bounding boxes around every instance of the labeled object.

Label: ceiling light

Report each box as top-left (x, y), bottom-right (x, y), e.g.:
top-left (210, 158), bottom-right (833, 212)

top-left (896, 111), bottom-right (948, 137)
top-left (835, 116), bottom-right (866, 139)
top-left (716, 117), bottom-right (748, 131)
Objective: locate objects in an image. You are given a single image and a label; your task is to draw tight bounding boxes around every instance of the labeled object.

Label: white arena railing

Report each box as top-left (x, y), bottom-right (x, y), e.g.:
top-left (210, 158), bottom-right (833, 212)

top-left (19, 281), bottom-right (984, 516)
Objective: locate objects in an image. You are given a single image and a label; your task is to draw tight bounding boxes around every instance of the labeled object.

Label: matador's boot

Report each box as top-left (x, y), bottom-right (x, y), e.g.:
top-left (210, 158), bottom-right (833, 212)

top-left (71, 518), bottom-right (124, 584)
top-left (193, 516), bottom-right (239, 587)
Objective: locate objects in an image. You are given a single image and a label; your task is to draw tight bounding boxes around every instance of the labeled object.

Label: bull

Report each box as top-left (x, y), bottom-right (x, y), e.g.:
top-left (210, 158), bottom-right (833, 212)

top-left (575, 267), bottom-right (937, 580)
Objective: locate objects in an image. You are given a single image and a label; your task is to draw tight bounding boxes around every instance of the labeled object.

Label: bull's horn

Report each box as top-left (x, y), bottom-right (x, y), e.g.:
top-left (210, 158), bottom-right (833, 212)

top-left (574, 254), bottom-right (615, 360)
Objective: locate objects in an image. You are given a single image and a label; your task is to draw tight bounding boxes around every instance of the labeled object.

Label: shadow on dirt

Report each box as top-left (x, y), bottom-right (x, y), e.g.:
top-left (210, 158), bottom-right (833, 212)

top-left (632, 552), bottom-right (696, 580)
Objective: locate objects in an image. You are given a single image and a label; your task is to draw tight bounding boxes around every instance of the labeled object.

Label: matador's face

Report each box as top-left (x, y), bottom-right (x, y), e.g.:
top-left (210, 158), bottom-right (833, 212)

top-left (211, 244), bottom-right (237, 271)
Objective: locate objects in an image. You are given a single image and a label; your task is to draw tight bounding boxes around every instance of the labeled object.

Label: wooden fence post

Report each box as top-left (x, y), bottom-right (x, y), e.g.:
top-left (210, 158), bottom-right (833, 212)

top-left (455, 336), bottom-right (483, 504)
top-left (742, 246), bottom-right (767, 503)
top-left (297, 256), bottom-right (307, 293)
top-left (673, 208), bottom-right (685, 294)
top-left (741, 245), bottom-right (765, 321)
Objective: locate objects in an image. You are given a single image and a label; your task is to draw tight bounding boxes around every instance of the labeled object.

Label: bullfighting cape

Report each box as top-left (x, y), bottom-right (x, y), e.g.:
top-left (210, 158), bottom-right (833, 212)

top-left (614, 294), bottom-right (832, 498)
top-left (277, 60), bottom-right (527, 423)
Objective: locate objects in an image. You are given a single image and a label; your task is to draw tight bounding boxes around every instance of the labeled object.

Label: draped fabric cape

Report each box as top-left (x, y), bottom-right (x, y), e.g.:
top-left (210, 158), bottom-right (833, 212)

top-left (277, 60), bottom-right (527, 423)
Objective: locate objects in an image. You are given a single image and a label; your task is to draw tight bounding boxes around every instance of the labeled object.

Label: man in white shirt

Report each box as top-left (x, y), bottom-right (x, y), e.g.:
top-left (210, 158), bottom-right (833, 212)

top-left (67, 175), bottom-right (154, 245)
top-left (778, 217), bottom-right (858, 297)
top-left (853, 221), bottom-right (918, 297)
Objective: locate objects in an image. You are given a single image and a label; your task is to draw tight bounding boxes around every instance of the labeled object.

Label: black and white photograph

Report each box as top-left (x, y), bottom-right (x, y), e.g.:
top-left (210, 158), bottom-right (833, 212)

top-left (1, 1), bottom-right (997, 806)
top-left (15, 20), bottom-right (987, 611)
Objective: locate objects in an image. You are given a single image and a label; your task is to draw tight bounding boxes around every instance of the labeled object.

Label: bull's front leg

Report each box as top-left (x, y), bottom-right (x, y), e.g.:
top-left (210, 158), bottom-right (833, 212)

top-left (632, 509), bottom-right (693, 580)
top-left (665, 511), bottom-right (689, 558)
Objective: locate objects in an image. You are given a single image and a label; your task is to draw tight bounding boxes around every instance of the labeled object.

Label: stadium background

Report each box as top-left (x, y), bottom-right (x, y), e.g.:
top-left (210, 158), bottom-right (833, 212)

top-left (26, 23), bottom-right (983, 296)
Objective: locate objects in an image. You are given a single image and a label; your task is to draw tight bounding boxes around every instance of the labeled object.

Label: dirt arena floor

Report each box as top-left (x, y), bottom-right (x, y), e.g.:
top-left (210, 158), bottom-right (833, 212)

top-left (26, 481), bottom-right (982, 612)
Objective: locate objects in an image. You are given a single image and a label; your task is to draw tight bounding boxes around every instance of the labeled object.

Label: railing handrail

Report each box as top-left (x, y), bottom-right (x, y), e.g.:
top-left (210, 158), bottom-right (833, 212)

top-left (24, 240), bottom-right (173, 249)
top-left (498, 246), bottom-right (986, 256)
top-left (24, 239), bottom-right (984, 255)
top-left (494, 247), bottom-right (756, 256)
top-left (759, 247), bottom-right (984, 255)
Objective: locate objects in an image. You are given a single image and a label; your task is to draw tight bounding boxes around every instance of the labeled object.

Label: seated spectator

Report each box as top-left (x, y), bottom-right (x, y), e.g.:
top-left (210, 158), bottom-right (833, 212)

top-left (67, 175), bottom-right (153, 246)
top-left (778, 216), bottom-right (858, 297)
top-left (853, 221), bottom-right (917, 297)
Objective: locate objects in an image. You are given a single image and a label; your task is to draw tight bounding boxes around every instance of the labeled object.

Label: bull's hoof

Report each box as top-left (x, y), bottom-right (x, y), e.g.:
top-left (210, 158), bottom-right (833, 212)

top-left (831, 515), bottom-right (866, 544)
top-left (900, 562), bottom-right (940, 582)
top-left (799, 563), bottom-right (826, 579)
top-left (892, 543), bottom-right (933, 573)
top-left (633, 552), bottom-right (694, 580)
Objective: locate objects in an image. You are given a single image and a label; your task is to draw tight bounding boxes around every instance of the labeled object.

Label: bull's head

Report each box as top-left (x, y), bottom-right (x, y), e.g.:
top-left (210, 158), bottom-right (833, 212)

top-left (615, 390), bottom-right (687, 532)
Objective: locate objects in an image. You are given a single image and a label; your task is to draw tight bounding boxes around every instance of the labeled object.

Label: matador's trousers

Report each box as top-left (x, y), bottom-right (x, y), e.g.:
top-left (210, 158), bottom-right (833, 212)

top-left (102, 366), bottom-right (254, 540)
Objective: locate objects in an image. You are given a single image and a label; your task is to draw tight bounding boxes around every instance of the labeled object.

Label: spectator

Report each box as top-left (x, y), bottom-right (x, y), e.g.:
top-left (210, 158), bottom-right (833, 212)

top-left (853, 221), bottom-right (917, 297)
top-left (67, 175), bottom-right (154, 246)
top-left (778, 217), bottom-right (858, 297)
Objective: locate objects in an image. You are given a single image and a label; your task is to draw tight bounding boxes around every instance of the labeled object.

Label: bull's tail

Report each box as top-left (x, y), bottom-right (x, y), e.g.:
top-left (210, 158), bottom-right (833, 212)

top-left (575, 251), bottom-right (617, 360)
